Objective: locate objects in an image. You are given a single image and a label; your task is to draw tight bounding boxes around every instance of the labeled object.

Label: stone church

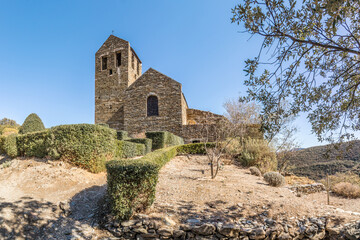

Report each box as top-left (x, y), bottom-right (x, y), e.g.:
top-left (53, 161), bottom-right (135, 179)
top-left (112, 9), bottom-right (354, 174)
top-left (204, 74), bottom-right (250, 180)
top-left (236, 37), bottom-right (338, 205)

top-left (95, 35), bottom-right (223, 142)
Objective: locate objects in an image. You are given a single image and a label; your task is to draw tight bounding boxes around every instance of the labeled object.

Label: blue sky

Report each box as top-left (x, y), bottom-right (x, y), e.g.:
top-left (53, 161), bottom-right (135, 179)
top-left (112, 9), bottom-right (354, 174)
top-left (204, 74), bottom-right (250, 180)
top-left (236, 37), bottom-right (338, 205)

top-left (0, 0), bottom-right (345, 147)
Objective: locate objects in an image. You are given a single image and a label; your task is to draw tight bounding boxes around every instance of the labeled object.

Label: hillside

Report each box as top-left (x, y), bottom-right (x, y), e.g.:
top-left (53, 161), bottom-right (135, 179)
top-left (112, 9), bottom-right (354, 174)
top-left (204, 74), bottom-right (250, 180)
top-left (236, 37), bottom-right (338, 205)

top-left (287, 140), bottom-right (360, 180)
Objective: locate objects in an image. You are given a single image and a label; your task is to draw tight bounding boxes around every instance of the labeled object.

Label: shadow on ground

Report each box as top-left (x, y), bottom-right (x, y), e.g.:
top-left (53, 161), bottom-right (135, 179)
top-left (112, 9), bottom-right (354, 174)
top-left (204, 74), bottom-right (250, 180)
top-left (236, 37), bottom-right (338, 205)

top-left (0, 185), bottom-right (109, 240)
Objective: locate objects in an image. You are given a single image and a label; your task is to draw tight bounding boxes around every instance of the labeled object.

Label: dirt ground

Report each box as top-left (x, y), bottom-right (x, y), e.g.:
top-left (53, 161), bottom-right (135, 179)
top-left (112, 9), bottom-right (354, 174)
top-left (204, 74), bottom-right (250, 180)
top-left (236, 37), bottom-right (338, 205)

top-left (0, 154), bottom-right (359, 239)
top-left (0, 156), bottom-right (110, 240)
top-left (152, 155), bottom-right (360, 224)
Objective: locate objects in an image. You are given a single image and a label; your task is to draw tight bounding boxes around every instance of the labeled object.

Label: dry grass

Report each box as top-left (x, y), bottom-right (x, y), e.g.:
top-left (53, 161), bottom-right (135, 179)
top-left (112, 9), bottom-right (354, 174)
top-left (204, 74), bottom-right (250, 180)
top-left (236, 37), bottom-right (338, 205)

top-left (263, 172), bottom-right (285, 187)
top-left (333, 182), bottom-right (360, 199)
top-left (285, 175), bottom-right (315, 185)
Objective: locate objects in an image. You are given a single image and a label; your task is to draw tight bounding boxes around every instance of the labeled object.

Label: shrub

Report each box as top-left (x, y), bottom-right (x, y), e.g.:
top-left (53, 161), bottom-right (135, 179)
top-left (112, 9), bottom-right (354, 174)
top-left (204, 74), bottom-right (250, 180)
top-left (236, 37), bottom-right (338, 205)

top-left (263, 172), bottom-right (285, 187)
top-left (126, 138), bottom-right (152, 154)
top-left (46, 124), bottom-right (117, 173)
top-left (19, 113), bottom-right (45, 134)
top-left (177, 143), bottom-right (216, 155)
top-left (332, 182), bottom-right (360, 198)
top-left (115, 140), bottom-right (145, 158)
top-left (325, 172), bottom-right (360, 188)
top-left (106, 146), bottom-right (177, 220)
top-left (249, 166), bottom-right (261, 176)
top-left (97, 123), bottom-right (109, 128)
top-left (1, 127), bottom-right (18, 136)
top-left (16, 130), bottom-right (49, 158)
top-left (0, 136), bottom-right (6, 154)
top-left (3, 134), bottom-right (18, 158)
top-left (237, 138), bottom-right (277, 173)
top-left (145, 131), bottom-right (184, 150)
top-left (117, 131), bottom-right (129, 140)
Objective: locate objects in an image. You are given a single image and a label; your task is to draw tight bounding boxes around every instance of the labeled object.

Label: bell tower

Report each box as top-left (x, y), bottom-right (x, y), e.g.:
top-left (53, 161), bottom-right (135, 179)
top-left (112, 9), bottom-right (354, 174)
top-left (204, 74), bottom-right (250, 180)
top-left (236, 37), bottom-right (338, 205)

top-left (95, 35), bottom-right (142, 130)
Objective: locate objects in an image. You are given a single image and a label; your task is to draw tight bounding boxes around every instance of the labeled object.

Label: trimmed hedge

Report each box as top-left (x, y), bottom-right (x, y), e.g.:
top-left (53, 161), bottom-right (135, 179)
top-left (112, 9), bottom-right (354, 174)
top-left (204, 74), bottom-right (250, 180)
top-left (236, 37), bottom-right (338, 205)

top-left (145, 131), bottom-right (184, 150)
top-left (46, 124), bottom-right (117, 173)
top-left (19, 113), bottom-right (45, 134)
top-left (115, 140), bottom-right (145, 159)
top-left (177, 142), bottom-right (215, 155)
top-left (106, 146), bottom-right (178, 220)
top-left (126, 138), bottom-right (152, 154)
top-left (3, 134), bottom-right (18, 158)
top-left (16, 130), bottom-right (49, 158)
top-left (117, 131), bottom-right (129, 140)
top-left (0, 136), bottom-right (6, 154)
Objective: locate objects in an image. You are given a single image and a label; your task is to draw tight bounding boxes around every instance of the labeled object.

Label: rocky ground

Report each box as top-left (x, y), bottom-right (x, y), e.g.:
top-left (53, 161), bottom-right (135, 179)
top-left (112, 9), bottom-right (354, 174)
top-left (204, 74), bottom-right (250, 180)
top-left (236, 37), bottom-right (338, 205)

top-left (0, 154), bottom-right (359, 239)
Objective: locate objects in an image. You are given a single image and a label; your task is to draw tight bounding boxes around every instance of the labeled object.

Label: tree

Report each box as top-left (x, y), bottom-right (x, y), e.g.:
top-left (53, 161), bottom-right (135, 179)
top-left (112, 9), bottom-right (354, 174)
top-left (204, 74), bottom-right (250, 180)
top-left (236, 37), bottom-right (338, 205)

top-left (0, 118), bottom-right (19, 127)
top-left (201, 100), bottom-right (262, 179)
top-left (232, 0), bottom-right (360, 143)
top-left (19, 113), bottom-right (45, 134)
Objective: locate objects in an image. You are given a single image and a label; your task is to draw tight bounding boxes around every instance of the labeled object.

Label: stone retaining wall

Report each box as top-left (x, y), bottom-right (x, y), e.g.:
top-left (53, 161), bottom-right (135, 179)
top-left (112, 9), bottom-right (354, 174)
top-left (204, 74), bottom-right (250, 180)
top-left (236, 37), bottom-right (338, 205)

top-left (104, 214), bottom-right (360, 240)
top-left (289, 183), bottom-right (326, 195)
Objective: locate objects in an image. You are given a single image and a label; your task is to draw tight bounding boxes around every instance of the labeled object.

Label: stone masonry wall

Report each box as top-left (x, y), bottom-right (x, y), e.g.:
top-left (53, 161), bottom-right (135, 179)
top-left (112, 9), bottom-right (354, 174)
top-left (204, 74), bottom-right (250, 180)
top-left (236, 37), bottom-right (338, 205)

top-left (95, 35), bottom-right (142, 131)
top-left (124, 68), bottom-right (184, 137)
top-left (186, 109), bottom-right (223, 125)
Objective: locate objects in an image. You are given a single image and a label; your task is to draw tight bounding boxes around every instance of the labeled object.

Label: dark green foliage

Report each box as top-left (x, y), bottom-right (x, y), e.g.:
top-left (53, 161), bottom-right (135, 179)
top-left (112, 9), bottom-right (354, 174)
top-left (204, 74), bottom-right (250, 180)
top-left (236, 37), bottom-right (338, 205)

top-left (145, 131), bottom-right (184, 150)
top-left (0, 136), bottom-right (6, 154)
top-left (117, 131), bottom-right (129, 140)
top-left (106, 146), bottom-right (177, 220)
top-left (3, 134), bottom-right (18, 158)
top-left (115, 140), bottom-right (145, 159)
top-left (46, 124), bottom-right (117, 173)
top-left (19, 113), bottom-right (45, 134)
top-left (126, 138), bottom-right (152, 154)
top-left (177, 143), bottom-right (216, 155)
top-left (16, 130), bottom-right (49, 158)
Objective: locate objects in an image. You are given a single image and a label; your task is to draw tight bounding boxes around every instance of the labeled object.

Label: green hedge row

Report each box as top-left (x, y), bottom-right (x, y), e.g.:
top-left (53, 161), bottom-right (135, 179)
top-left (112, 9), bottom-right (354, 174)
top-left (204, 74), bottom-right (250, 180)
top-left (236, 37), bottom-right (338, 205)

top-left (126, 138), bottom-right (152, 154)
top-left (16, 130), bottom-right (49, 158)
top-left (115, 140), bottom-right (145, 159)
top-left (117, 131), bottom-right (129, 140)
top-left (145, 131), bottom-right (184, 150)
top-left (0, 136), bottom-right (5, 154)
top-left (176, 142), bottom-right (215, 155)
top-left (46, 124), bottom-right (117, 173)
top-left (106, 146), bottom-right (177, 220)
top-left (1, 134), bottom-right (18, 158)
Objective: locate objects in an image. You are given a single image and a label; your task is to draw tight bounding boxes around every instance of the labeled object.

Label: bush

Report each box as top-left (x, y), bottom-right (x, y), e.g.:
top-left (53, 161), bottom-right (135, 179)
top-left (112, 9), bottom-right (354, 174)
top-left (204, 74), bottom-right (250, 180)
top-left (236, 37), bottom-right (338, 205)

top-left (46, 124), bottom-right (117, 173)
top-left (145, 131), bottom-right (184, 150)
top-left (249, 166), bottom-right (261, 176)
top-left (1, 127), bottom-right (18, 136)
top-left (3, 134), bottom-right (18, 158)
top-left (97, 123), bottom-right (109, 128)
top-left (115, 140), bottom-right (145, 158)
top-left (263, 172), bottom-right (285, 187)
top-left (16, 130), bottom-right (49, 158)
top-left (19, 113), bottom-right (45, 134)
top-left (325, 172), bottom-right (360, 188)
top-left (237, 138), bottom-right (277, 173)
top-left (177, 143), bottom-right (216, 155)
top-left (0, 136), bottom-right (6, 154)
top-left (332, 182), bottom-right (360, 198)
top-left (126, 138), bottom-right (153, 154)
top-left (106, 146), bottom-right (177, 220)
top-left (117, 131), bottom-right (129, 140)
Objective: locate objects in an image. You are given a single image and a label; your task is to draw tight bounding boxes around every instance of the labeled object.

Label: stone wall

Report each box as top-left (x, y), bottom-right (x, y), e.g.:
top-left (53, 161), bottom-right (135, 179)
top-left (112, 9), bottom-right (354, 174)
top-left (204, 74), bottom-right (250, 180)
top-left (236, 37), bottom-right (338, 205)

top-left (124, 68), bottom-right (184, 137)
top-left (186, 109), bottom-right (223, 125)
top-left (104, 213), bottom-right (360, 240)
top-left (95, 35), bottom-right (142, 130)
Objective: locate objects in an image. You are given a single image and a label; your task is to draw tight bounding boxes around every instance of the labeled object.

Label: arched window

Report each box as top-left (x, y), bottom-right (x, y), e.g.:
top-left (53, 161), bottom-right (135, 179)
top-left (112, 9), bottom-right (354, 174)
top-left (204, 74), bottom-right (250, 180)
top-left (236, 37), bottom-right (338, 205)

top-left (147, 96), bottom-right (159, 116)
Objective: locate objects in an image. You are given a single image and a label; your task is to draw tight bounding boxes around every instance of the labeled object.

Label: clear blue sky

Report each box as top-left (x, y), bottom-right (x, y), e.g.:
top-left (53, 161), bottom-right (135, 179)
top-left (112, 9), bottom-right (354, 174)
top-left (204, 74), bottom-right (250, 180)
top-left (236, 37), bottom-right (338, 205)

top-left (0, 0), bottom-right (344, 147)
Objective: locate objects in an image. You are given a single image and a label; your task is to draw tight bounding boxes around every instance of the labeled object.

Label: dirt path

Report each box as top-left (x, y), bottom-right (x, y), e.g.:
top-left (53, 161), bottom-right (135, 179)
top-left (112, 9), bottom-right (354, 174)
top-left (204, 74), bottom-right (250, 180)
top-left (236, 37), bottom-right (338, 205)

top-left (0, 156), bottom-right (110, 240)
top-left (152, 155), bottom-right (360, 224)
